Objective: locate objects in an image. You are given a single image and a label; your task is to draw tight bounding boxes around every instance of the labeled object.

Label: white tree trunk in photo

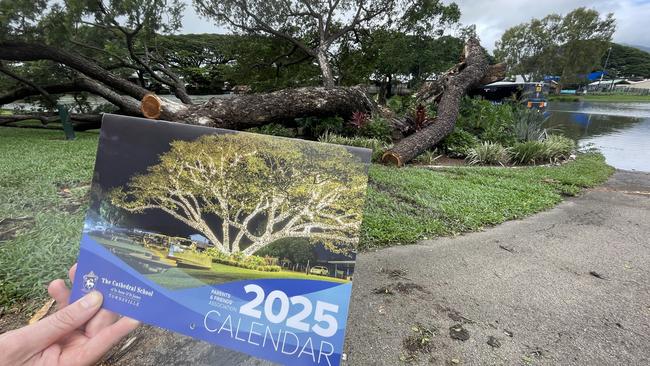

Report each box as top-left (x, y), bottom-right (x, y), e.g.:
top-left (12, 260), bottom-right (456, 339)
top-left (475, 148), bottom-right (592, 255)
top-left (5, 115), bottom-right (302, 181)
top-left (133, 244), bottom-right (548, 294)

top-left (110, 133), bottom-right (367, 256)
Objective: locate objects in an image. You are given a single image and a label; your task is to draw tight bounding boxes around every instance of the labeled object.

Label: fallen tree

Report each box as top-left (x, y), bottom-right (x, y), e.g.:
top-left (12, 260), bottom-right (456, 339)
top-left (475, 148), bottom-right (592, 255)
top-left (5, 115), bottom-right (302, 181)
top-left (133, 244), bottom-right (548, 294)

top-left (140, 86), bottom-right (375, 128)
top-left (0, 41), bottom-right (375, 129)
top-left (382, 38), bottom-right (492, 166)
top-left (1, 38), bottom-right (501, 152)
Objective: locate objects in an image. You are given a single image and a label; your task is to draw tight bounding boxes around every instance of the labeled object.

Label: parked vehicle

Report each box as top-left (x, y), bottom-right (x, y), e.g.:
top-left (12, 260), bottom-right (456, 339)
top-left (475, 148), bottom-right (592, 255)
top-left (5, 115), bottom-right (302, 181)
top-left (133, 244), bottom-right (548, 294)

top-left (309, 266), bottom-right (329, 276)
top-left (523, 83), bottom-right (548, 111)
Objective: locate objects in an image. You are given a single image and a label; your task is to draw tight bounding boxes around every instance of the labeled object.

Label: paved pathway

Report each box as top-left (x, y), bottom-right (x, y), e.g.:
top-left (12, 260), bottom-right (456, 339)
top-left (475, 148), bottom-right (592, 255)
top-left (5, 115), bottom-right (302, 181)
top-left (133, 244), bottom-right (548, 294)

top-left (345, 170), bottom-right (650, 365)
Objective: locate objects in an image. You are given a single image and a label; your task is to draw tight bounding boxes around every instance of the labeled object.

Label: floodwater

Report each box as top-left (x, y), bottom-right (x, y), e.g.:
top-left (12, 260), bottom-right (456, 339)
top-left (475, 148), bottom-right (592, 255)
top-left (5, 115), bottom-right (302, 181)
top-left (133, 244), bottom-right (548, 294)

top-left (546, 102), bottom-right (650, 172)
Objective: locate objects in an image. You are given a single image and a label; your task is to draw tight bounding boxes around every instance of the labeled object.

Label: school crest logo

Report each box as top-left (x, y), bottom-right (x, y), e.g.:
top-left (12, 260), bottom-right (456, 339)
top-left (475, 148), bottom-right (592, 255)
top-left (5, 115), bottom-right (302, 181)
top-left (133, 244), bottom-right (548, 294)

top-left (82, 271), bottom-right (98, 292)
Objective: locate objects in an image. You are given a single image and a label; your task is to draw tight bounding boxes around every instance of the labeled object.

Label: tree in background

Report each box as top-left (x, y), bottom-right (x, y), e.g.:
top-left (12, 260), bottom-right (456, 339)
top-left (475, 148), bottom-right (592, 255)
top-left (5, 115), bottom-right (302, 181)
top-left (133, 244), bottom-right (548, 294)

top-left (194, 0), bottom-right (461, 87)
top-left (109, 133), bottom-right (368, 256)
top-left (0, 0), bottom-right (188, 113)
top-left (494, 7), bottom-right (615, 84)
top-left (603, 43), bottom-right (650, 79)
top-left (339, 32), bottom-right (463, 103)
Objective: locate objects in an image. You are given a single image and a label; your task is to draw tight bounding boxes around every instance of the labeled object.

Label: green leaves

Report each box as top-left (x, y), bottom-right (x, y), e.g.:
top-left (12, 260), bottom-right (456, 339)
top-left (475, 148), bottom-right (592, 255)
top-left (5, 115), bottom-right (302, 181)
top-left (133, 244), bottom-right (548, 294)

top-left (495, 7), bottom-right (615, 82)
top-left (110, 133), bottom-right (368, 255)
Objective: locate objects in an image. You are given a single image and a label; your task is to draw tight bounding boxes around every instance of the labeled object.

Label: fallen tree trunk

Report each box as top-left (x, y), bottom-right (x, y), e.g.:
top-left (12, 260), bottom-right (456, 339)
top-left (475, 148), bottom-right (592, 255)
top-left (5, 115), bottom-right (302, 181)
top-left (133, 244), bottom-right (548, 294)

top-left (141, 86), bottom-right (375, 129)
top-left (0, 113), bottom-right (101, 126)
top-left (382, 39), bottom-right (491, 166)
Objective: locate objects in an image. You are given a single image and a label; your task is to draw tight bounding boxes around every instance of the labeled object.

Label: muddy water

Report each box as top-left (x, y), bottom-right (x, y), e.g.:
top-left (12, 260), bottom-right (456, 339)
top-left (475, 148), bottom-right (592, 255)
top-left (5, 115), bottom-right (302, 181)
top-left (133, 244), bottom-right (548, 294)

top-left (547, 102), bottom-right (650, 172)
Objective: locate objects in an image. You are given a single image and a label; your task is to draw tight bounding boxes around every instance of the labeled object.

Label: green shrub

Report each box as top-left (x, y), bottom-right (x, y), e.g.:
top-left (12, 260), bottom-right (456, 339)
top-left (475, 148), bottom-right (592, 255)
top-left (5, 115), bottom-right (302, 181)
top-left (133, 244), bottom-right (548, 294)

top-left (297, 116), bottom-right (344, 137)
top-left (511, 141), bottom-right (547, 165)
top-left (205, 250), bottom-right (283, 272)
top-left (246, 123), bottom-right (296, 137)
top-left (511, 136), bottom-right (576, 165)
top-left (543, 135), bottom-right (576, 162)
top-left (413, 149), bottom-right (440, 165)
top-left (456, 97), bottom-right (517, 145)
top-left (386, 95), bottom-right (412, 115)
top-left (319, 132), bottom-right (390, 162)
top-left (204, 247), bottom-right (227, 260)
top-left (439, 128), bottom-right (478, 158)
top-left (466, 142), bottom-right (510, 165)
top-left (358, 116), bottom-right (392, 142)
top-left (513, 108), bottom-right (549, 142)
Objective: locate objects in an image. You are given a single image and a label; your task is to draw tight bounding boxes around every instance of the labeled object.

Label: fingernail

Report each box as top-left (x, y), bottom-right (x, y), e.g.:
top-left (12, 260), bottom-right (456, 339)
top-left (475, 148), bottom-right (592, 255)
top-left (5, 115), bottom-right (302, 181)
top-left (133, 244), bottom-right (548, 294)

top-left (80, 291), bottom-right (102, 309)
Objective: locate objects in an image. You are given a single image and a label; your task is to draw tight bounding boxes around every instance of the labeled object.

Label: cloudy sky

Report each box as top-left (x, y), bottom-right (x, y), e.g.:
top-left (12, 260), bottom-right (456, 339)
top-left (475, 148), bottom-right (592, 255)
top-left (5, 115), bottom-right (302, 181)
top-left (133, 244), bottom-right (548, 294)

top-left (181, 0), bottom-right (650, 52)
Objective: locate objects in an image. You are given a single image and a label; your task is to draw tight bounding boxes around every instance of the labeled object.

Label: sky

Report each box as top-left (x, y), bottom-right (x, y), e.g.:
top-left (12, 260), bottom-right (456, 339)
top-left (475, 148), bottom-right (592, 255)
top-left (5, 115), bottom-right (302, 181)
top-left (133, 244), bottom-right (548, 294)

top-left (180, 0), bottom-right (650, 52)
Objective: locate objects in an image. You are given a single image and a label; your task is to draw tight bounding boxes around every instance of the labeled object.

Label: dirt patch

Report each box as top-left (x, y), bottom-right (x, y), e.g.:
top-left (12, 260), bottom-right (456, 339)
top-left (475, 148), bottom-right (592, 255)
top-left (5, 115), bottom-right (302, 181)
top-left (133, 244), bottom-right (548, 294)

top-left (0, 216), bottom-right (35, 241)
top-left (447, 310), bottom-right (474, 324)
top-left (487, 336), bottom-right (501, 348)
top-left (0, 298), bottom-right (45, 334)
top-left (401, 323), bottom-right (437, 362)
top-left (378, 267), bottom-right (410, 280)
top-left (372, 282), bottom-right (428, 295)
top-left (449, 324), bottom-right (470, 341)
top-left (56, 181), bottom-right (91, 213)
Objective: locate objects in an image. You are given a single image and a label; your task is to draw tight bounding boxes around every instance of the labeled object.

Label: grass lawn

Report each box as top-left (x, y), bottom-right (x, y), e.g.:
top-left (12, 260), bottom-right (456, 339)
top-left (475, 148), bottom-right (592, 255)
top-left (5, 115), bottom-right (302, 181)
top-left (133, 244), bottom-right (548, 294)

top-left (549, 94), bottom-right (650, 103)
top-left (0, 128), bottom-right (98, 307)
top-left (148, 263), bottom-right (347, 290)
top-left (86, 234), bottom-right (347, 289)
top-left (361, 155), bottom-right (613, 249)
top-left (0, 127), bottom-right (614, 307)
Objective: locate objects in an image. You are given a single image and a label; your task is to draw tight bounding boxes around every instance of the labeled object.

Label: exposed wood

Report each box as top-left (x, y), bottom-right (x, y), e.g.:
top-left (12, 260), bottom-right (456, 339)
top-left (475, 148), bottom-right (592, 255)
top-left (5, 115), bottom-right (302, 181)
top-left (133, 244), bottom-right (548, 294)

top-left (141, 94), bottom-right (163, 119)
top-left (382, 38), bottom-right (491, 166)
top-left (29, 299), bottom-right (55, 325)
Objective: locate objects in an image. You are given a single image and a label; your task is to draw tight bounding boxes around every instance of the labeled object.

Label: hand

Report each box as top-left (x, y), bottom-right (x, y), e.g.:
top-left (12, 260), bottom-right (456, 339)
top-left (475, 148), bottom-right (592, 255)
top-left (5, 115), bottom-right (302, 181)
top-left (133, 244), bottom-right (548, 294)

top-left (0, 264), bottom-right (140, 366)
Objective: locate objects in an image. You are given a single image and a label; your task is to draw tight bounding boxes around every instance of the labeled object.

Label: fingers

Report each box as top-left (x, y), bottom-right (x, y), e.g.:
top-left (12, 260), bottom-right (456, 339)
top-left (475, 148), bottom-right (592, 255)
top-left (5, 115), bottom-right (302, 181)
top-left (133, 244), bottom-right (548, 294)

top-left (48, 279), bottom-right (71, 309)
top-left (80, 317), bottom-right (140, 364)
top-left (16, 291), bottom-right (103, 352)
top-left (69, 263), bottom-right (77, 284)
top-left (84, 309), bottom-right (120, 337)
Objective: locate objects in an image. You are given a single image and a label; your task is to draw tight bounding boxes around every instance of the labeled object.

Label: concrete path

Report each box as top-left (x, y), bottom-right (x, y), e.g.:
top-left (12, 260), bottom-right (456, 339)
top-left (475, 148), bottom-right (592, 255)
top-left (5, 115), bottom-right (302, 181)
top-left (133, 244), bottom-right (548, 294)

top-left (98, 170), bottom-right (650, 365)
top-left (344, 170), bottom-right (650, 365)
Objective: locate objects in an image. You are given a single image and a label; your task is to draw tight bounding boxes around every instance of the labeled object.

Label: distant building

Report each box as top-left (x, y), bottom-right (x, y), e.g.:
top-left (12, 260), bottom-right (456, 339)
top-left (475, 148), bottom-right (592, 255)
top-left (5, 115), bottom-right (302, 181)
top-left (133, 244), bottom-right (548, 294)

top-left (587, 79), bottom-right (631, 91)
top-left (190, 234), bottom-right (211, 248)
top-left (621, 79), bottom-right (650, 90)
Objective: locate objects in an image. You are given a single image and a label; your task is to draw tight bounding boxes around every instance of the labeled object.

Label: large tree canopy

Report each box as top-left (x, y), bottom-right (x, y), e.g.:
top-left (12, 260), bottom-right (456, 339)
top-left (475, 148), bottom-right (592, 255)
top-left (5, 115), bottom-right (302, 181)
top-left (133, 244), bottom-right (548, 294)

top-left (604, 43), bottom-right (650, 79)
top-left (494, 7), bottom-right (615, 83)
top-left (194, 0), bottom-right (460, 87)
top-left (109, 133), bottom-right (369, 256)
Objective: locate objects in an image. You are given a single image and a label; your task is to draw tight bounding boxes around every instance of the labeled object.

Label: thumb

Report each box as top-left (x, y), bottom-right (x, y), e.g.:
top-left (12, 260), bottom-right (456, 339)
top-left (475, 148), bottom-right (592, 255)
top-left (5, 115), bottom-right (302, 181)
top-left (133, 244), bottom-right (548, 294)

top-left (21, 291), bottom-right (103, 350)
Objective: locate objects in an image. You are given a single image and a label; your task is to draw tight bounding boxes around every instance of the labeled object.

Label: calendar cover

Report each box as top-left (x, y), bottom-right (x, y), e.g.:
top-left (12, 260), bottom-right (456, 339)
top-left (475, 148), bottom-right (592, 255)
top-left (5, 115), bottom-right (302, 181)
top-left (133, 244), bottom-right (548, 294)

top-left (71, 114), bottom-right (371, 366)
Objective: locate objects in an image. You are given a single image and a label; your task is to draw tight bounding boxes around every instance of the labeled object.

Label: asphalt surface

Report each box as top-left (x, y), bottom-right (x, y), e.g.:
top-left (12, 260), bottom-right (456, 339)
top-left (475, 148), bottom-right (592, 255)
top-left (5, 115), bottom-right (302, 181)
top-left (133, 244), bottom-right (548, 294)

top-left (344, 170), bottom-right (650, 365)
top-left (8, 170), bottom-right (648, 366)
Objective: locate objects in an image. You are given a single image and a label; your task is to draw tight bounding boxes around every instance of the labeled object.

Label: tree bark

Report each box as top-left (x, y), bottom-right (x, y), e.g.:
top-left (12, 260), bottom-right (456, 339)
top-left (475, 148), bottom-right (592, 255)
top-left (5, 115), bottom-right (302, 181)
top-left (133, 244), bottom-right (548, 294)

top-left (0, 113), bottom-right (101, 128)
top-left (382, 38), bottom-right (490, 166)
top-left (0, 78), bottom-right (142, 116)
top-left (0, 82), bottom-right (87, 105)
top-left (0, 41), bottom-right (150, 101)
top-left (142, 86), bottom-right (375, 129)
top-left (317, 49), bottom-right (336, 87)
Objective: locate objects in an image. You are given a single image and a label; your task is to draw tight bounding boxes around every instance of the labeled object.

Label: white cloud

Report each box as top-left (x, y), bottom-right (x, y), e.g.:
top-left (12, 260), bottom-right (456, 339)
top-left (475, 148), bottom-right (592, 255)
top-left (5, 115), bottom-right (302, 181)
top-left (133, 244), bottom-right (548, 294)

top-left (178, 0), bottom-right (650, 50)
top-left (452, 0), bottom-right (650, 51)
top-left (179, 2), bottom-right (226, 34)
